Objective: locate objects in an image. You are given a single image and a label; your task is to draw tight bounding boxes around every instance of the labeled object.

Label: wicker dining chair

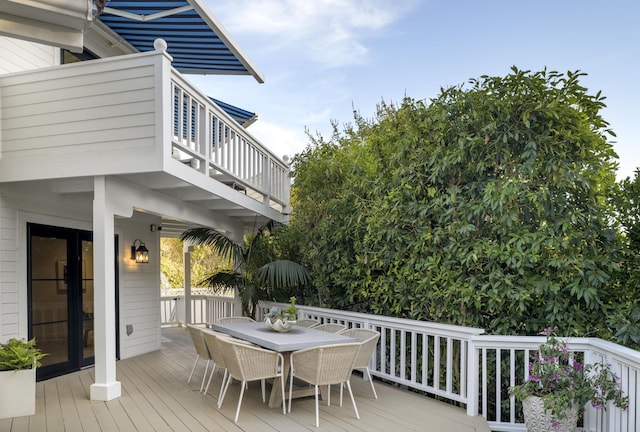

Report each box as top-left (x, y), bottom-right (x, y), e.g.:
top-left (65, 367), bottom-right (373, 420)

top-left (217, 316), bottom-right (255, 324)
top-left (186, 325), bottom-right (212, 392)
top-left (201, 330), bottom-right (256, 404)
top-left (217, 336), bottom-right (286, 422)
top-left (338, 328), bottom-right (381, 399)
top-left (200, 330), bottom-right (229, 401)
top-left (313, 323), bottom-right (348, 333)
top-left (288, 342), bottom-right (361, 427)
top-left (295, 319), bottom-right (320, 328)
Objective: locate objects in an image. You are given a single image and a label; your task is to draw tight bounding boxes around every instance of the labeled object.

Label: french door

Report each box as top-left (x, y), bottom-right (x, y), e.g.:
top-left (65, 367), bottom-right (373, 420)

top-left (27, 224), bottom-right (99, 380)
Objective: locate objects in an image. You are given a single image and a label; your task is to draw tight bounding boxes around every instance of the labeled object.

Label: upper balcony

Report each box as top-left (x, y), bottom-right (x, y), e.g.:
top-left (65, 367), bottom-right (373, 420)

top-left (0, 44), bottom-right (290, 231)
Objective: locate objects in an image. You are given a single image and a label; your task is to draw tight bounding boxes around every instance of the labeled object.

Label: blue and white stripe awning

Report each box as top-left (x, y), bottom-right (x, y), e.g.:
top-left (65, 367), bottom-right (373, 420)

top-left (211, 98), bottom-right (258, 128)
top-left (98, 0), bottom-right (264, 82)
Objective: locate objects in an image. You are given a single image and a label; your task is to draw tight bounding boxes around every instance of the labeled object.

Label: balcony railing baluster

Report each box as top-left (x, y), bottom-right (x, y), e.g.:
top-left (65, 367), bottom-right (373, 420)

top-left (170, 71), bottom-right (289, 212)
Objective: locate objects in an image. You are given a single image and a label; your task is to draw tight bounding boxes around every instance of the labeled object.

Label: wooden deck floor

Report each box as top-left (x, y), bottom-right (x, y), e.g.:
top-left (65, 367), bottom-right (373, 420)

top-left (0, 327), bottom-right (490, 432)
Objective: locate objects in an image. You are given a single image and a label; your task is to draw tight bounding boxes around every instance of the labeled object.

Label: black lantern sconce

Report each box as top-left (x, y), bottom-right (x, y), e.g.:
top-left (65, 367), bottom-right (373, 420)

top-left (131, 239), bottom-right (149, 264)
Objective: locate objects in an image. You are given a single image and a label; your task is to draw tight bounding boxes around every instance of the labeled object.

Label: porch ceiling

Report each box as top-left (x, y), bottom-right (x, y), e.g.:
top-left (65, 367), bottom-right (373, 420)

top-left (119, 171), bottom-right (280, 237)
top-left (3, 173), bottom-right (279, 238)
top-left (98, 0), bottom-right (264, 81)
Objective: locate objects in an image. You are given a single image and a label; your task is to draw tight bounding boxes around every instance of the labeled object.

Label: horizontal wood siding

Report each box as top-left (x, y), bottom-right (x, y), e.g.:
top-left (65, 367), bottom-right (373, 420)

top-left (0, 55), bottom-right (160, 177)
top-left (0, 197), bottom-right (19, 340)
top-left (0, 37), bottom-right (56, 74)
top-left (119, 220), bottom-right (162, 359)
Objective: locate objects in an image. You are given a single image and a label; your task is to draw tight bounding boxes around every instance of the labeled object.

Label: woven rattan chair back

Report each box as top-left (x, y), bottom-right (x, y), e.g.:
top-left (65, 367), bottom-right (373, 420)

top-left (312, 323), bottom-right (347, 333)
top-left (200, 330), bottom-right (229, 400)
top-left (217, 337), bottom-right (286, 422)
top-left (288, 342), bottom-right (361, 427)
top-left (217, 316), bottom-right (255, 324)
top-left (295, 319), bottom-right (320, 328)
top-left (186, 325), bottom-right (212, 392)
top-left (339, 328), bottom-right (380, 399)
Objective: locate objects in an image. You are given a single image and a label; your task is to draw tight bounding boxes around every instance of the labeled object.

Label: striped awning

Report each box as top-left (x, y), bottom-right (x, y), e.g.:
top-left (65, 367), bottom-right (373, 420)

top-left (211, 98), bottom-right (257, 128)
top-left (98, 0), bottom-right (264, 82)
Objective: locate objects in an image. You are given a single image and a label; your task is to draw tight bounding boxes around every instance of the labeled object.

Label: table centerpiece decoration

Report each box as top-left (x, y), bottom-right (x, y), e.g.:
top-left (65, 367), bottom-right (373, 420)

top-left (264, 297), bottom-right (298, 333)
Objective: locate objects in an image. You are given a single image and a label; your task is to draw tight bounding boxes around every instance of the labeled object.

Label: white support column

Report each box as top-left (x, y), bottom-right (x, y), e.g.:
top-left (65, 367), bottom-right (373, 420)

top-left (229, 232), bottom-right (244, 317)
top-left (90, 176), bottom-right (122, 401)
top-left (183, 243), bottom-right (194, 325)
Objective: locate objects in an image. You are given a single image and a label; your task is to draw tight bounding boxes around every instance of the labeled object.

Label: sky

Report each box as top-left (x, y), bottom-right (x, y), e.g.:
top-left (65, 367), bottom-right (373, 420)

top-left (191, 0), bottom-right (640, 180)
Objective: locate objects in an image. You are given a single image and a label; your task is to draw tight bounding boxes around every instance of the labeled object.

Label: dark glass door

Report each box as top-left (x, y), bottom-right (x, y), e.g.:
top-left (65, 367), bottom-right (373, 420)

top-left (28, 224), bottom-right (94, 380)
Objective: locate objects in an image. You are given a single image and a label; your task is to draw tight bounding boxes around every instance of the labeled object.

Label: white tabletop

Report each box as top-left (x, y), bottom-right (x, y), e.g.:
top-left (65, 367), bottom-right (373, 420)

top-left (212, 321), bottom-right (355, 352)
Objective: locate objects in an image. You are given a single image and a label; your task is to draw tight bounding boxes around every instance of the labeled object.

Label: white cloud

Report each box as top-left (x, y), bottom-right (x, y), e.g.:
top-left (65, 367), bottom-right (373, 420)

top-left (209, 0), bottom-right (417, 67)
top-left (247, 120), bottom-right (309, 161)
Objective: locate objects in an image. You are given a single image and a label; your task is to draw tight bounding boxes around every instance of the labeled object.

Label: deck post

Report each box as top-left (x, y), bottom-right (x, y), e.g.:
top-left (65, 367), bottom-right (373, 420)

top-left (90, 176), bottom-right (122, 401)
top-left (183, 243), bottom-right (194, 324)
top-left (466, 337), bottom-right (479, 416)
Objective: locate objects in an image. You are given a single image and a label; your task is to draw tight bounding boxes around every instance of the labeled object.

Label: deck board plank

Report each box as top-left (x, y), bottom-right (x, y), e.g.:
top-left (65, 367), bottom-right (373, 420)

top-left (68, 373), bottom-right (101, 432)
top-left (55, 378), bottom-right (83, 432)
top-left (42, 380), bottom-right (64, 432)
top-left (0, 327), bottom-right (490, 432)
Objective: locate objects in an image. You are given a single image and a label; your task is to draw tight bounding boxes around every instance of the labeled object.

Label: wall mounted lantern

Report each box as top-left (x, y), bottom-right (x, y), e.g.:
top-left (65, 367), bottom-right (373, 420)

top-left (131, 239), bottom-right (149, 264)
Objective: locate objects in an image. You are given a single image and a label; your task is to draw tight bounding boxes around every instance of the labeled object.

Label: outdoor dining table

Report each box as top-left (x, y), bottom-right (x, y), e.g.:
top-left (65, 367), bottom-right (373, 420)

top-left (212, 321), bottom-right (355, 408)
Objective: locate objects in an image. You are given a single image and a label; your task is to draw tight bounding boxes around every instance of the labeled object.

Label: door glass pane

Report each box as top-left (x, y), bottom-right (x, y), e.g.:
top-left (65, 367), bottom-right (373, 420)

top-left (82, 240), bottom-right (94, 360)
top-left (31, 236), bottom-right (69, 366)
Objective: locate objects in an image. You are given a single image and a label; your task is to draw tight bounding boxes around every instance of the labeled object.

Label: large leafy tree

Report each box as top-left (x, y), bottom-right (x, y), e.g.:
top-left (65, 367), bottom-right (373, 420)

top-left (608, 169), bottom-right (640, 348)
top-left (160, 238), bottom-right (229, 289)
top-left (181, 221), bottom-right (311, 318)
top-left (290, 68), bottom-right (623, 336)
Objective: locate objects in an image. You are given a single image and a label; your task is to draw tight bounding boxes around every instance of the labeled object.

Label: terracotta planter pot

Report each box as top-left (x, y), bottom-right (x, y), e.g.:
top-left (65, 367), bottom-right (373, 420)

top-left (522, 396), bottom-right (579, 432)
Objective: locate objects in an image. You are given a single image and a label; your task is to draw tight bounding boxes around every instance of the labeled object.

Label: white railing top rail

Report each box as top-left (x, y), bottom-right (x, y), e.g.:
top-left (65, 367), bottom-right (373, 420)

top-left (259, 301), bottom-right (486, 339)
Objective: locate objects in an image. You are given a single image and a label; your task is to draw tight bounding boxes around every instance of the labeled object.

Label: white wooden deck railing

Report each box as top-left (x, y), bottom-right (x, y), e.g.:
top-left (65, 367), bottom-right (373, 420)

top-left (257, 301), bottom-right (485, 405)
top-left (469, 336), bottom-right (640, 432)
top-left (160, 294), bottom-right (238, 326)
top-left (170, 71), bottom-right (290, 209)
top-left (162, 296), bottom-right (640, 431)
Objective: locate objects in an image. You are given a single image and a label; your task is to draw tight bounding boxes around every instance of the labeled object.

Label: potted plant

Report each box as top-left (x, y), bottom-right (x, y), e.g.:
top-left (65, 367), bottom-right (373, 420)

top-left (510, 328), bottom-right (628, 431)
top-left (0, 337), bottom-right (47, 419)
top-left (265, 297), bottom-right (299, 332)
top-left (283, 296), bottom-right (298, 321)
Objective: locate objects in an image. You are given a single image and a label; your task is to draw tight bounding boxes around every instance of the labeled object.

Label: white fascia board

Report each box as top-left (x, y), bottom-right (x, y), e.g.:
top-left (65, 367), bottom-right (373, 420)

top-left (0, 0), bottom-right (92, 28)
top-left (187, 0), bottom-right (265, 83)
top-left (0, 12), bottom-right (84, 52)
top-left (0, 0), bottom-right (92, 53)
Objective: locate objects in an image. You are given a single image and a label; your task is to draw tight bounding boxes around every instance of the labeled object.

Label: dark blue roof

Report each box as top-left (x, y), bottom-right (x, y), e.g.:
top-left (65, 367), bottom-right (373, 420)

top-left (98, 0), bottom-right (264, 82)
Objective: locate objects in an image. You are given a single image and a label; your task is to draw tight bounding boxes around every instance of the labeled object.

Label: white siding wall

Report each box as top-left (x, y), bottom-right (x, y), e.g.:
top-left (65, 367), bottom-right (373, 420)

top-left (0, 36), bottom-right (57, 74)
top-left (0, 53), bottom-right (162, 182)
top-left (0, 196), bottom-right (19, 340)
top-left (0, 191), bottom-right (163, 358)
top-left (119, 215), bottom-right (162, 359)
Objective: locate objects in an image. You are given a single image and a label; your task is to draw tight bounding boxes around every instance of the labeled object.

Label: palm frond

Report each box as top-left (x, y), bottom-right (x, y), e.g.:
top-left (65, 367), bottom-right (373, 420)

top-left (245, 219), bottom-right (284, 266)
top-left (198, 270), bottom-right (243, 293)
top-left (254, 260), bottom-right (312, 289)
top-left (181, 227), bottom-right (244, 266)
